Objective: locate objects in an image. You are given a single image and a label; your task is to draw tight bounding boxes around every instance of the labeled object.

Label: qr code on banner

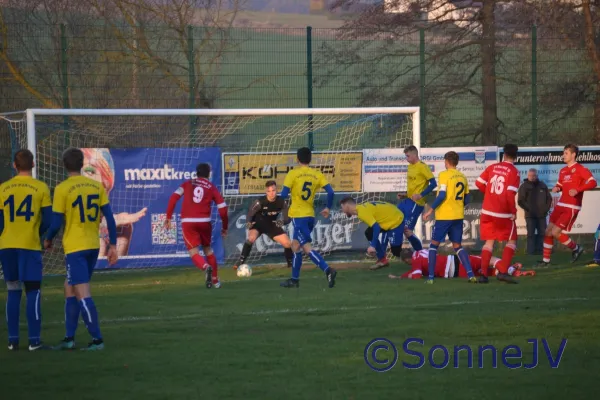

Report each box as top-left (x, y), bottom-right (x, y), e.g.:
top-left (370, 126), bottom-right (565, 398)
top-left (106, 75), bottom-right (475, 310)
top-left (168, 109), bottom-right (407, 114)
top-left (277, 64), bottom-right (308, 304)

top-left (151, 213), bottom-right (177, 245)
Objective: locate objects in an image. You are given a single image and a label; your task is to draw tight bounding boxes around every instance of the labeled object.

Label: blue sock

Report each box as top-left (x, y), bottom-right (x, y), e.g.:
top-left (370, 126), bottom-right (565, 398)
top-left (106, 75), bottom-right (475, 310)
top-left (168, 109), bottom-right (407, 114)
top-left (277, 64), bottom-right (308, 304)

top-left (456, 247), bottom-right (475, 278)
top-left (428, 244), bottom-right (438, 279)
top-left (26, 289), bottom-right (42, 345)
top-left (79, 297), bottom-right (102, 340)
top-left (375, 241), bottom-right (386, 260)
top-left (309, 250), bottom-right (330, 273)
top-left (65, 296), bottom-right (80, 338)
top-left (6, 289), bottom-right (22, 344)
top-left (595, 239), bottom-right (600, 262)
top-left (407, 234), bottom-right (423, 251)
top-left (292, 252), bottom-right (303, 280)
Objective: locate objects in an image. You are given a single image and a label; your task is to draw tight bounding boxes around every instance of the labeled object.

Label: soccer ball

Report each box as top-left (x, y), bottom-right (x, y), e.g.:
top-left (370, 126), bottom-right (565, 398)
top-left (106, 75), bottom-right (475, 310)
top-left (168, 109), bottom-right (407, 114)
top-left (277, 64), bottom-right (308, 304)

top-left (237, 264), bottom-right (252, 278)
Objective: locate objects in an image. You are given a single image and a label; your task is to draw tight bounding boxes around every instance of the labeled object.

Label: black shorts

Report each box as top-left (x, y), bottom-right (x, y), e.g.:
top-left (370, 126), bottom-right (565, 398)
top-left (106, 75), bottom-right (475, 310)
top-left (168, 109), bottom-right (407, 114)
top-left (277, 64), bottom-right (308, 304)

top-left (252, 219), bottom-right (286, 239)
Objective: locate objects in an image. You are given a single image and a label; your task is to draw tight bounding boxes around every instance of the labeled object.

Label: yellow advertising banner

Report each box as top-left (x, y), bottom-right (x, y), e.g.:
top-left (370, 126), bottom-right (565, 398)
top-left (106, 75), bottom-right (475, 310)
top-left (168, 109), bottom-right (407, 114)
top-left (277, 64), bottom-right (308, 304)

top-left (223, 152), bottom-right (363, 195)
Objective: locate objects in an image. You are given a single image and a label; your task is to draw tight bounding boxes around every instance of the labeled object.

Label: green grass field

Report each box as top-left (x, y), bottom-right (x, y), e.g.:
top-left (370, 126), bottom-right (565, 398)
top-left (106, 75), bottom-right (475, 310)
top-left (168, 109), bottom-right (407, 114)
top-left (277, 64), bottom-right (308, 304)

top-left (1, 252), bottom-right (599, 399)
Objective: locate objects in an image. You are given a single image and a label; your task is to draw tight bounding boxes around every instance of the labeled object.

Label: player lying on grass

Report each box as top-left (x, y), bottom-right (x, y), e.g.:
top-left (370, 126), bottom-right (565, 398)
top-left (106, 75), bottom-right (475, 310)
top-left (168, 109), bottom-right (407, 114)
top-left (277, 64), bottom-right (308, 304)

top-left (340, 198), bottom-right (405, 270)
top-left (45, 147), bottom-right (118, 351)
top-left (234, 180), bottom-right (293, 270)
top-left (279, 147), bottom-right (337, 289)
top-left (388, 250), bottom-right (535, 280)
top-left (0, 149), bottom-right (52, 351)
top-left (538, 144), bottom-right (596, 267)
top-left (165, 163), bottom-right (228, 289)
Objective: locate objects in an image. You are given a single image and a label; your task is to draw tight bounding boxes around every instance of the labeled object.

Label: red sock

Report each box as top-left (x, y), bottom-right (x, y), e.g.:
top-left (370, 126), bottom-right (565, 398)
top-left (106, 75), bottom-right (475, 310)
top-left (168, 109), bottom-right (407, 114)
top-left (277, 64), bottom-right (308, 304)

top-left (191, 254), bottom-right (207, 270)
top-left (207, 254), bottom-right (218, 282)
top-left (501, 244), bottom-right (516, 272)
top-left (543, 236), bottom-right (554, 262)
top-left (558, 233), bottom-right (577, 250)
top-left (480, 247), bottom-right (493, 277)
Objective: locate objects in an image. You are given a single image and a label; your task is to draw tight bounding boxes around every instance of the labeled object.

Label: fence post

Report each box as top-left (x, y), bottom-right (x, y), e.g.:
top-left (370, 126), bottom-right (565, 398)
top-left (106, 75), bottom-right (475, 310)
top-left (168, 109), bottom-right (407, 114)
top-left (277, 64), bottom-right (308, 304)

top-left (531, 25), bottom-right (538, 146)
top-left (419, 28), bottom-right (426, 146)
top-left (306, 26), bottom-right (314, 150)
top-left (188, 25), bottom-right (196, 141)
top-left (60, 23), bottom-right (70, 136)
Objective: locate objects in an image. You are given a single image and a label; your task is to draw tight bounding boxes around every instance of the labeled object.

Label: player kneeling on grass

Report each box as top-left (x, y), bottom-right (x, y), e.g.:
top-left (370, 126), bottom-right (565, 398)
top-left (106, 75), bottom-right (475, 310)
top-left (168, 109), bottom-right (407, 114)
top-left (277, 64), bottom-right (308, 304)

top-left (423, 151), bottom-right (480, 284)
top-left (234, 180), bottom-right (293, 270)
top-left (45, 147), bottom-right (118, 351)
top-left (388, 250), bottom-right (535, 280)
top-left (0, 150), bottom-right (52, 351)
top-left (340, 198), bottom-right (405, 270)
top-left (165, 163), bottom-right (228, 289)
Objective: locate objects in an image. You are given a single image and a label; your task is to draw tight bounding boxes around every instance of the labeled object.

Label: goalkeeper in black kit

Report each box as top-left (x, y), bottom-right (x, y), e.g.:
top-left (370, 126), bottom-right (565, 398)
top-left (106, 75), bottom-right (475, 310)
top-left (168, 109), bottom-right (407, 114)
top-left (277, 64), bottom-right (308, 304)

top-left (234, 180), bottom-right (294, 270)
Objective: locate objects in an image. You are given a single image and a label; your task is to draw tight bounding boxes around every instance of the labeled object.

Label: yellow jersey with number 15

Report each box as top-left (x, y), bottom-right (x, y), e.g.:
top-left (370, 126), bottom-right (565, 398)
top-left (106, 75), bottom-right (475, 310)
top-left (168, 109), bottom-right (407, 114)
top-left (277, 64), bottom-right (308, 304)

top-left (435, 169), bottom-right (469, 221)
top-left (0, 176), bottom-right (51, 251)
top-left (407, 161), bottom-right (434, 206)
top-left (52, 175), bottom-right (109, 254)
top-left (356, 201), bottom-right (404, 231)
top-left (283, 166), bottom-right (329, 218)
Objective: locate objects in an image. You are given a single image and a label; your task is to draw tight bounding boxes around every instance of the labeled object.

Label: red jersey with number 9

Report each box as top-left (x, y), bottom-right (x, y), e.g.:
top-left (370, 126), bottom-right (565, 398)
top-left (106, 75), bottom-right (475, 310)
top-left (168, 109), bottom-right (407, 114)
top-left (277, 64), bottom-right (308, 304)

top-left (476, 161), bottom-right (521, 218)
top-left (172, 178), bottom-right (226, 222)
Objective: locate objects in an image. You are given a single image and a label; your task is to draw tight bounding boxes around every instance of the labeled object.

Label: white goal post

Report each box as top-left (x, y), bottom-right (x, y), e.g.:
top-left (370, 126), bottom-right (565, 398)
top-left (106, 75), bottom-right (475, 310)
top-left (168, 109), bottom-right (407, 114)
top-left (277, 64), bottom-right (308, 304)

top-left (3, 107), bottom-right (421, 274)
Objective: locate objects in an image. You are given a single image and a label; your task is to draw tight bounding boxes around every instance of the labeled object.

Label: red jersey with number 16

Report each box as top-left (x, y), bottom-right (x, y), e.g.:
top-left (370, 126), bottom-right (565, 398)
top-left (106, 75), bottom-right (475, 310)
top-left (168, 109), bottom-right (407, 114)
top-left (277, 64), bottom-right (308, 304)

top-left (476, 161), bottom-right (520, 218)
top-left (166, 178), bottom-right (228, 224)
top-left (556, 163), bottom-right (596, 209)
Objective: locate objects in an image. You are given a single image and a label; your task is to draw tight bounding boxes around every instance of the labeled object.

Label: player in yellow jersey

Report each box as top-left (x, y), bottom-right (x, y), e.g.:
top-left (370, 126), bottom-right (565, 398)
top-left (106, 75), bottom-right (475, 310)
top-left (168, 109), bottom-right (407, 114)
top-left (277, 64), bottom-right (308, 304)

top-left (0, 150), bottom-right (52, 351)
top-left (422, 151), bottom-right (479, 284)
top-left (279, 147), bottom-right (337, 288)
top-left (44, 148), bottom-right (118, 351)
top-left (340, 199), bottom-right (405, 270)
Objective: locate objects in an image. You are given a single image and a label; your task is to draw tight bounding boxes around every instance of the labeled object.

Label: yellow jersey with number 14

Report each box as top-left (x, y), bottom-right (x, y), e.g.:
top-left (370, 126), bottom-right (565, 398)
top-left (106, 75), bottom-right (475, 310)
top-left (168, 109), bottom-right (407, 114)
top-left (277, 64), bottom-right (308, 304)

top-left (283, 166), bottom-right (329, 218)
top-left (52, 175), bottom-right (109, 254)
top-left (0, 176), bottom-right (51, 251)
top-left (356, 201), bottom-right (404, 231)
top-left (435, 169), bottom-right (469, 221)
top-left (407, 161), bottom-right (434, 206)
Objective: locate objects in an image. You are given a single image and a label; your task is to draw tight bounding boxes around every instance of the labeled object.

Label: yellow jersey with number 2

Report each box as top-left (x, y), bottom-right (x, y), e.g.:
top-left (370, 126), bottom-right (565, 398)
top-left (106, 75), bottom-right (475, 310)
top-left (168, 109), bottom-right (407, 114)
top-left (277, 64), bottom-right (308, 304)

top-left (435, 169), bottom-right (469, 221)
top-left (283, 166), bottom-right (329, 218)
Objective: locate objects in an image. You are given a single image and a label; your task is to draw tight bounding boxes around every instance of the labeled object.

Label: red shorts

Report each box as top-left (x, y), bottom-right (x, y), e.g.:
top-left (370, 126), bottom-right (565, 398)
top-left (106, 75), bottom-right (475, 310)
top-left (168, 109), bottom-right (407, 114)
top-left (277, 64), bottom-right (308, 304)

top-left (479, 214), bottom-right (517, 241)
top-left (181, 222), bottom-right (212, 249)
top-left (549, 205), bottom-right (579, 232)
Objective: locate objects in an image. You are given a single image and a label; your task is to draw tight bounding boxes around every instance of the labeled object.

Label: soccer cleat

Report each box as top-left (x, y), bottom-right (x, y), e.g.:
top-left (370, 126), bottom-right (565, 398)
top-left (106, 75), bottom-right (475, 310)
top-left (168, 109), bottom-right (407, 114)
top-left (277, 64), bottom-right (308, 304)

top-left (81, 339), bottom-right (104, 351)
top-left (477, 276), bottom-right (489, 284)
top-left (7, 342), bottom-right (18, 351)
top-left (369, 258), bottom-right (390, 271)
top-left (571, 246), bottom-right (584, 263)
top-left (467, 277), bottom-right (479, 284)
top-left (425, 278), bottom-right (434, 284)
top-left (586, 260), bottom-right (600, 268)
top-left (205, 266), bottom-right (213, 289)
top-left (213, 280), bottom-right (221, 289)
top-left (496, 273), bottom-right (518, 284)
top-left (28, 343), bottom-right (52, 351)
top-left (326, 268), bottom-right (337, 288)
top-left (280, 278), bottom-right (300, 288)
top-left (510, 262), bottom-right (523, 273)
top-left (534, 261), bottom-right (550, 268)
top-left (53, 337), bottom-right (76, 350)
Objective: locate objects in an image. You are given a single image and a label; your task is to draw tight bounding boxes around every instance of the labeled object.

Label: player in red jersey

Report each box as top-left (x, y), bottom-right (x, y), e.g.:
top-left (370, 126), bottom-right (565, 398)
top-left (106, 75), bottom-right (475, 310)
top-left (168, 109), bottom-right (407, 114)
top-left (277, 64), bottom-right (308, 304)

top-left (538, 144), bottom-right (596, 267)
top-left (388, 250), bottom-right (533, 280)
top-left (475, 143), bottom-right (520, 284)
top-left (165, 163), bottom-right (228, 288)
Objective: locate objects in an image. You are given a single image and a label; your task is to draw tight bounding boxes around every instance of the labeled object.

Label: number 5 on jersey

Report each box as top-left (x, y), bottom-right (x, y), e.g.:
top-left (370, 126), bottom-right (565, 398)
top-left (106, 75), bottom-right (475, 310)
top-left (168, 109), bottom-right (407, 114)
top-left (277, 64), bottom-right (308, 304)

top-left (301, 181), bottom-right (312, 200)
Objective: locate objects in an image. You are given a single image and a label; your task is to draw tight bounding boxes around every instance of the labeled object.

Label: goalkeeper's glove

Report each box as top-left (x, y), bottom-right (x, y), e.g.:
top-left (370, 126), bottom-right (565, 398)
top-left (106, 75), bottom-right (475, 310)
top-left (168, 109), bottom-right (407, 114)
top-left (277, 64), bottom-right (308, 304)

top-left (245, 222), bottom-right (255, 230)
top-left (274, 219), bottom-right (284, 228)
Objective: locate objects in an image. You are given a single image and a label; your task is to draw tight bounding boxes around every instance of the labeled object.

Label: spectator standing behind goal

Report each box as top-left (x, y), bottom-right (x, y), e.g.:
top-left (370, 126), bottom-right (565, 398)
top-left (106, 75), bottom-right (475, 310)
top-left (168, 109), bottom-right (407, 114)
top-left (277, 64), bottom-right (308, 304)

top-left (517, 168), bottom-right (552, 255)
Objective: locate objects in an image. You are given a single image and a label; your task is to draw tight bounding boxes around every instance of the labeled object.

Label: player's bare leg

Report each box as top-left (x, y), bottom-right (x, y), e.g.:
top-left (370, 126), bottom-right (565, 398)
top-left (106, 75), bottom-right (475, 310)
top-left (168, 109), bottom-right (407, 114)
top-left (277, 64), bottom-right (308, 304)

top-left (273, 233), bottom-right (293, 268)
top-left (235, 229), bottom-right (260, 270)
top-left (203, 246), bottom-right (220, 289)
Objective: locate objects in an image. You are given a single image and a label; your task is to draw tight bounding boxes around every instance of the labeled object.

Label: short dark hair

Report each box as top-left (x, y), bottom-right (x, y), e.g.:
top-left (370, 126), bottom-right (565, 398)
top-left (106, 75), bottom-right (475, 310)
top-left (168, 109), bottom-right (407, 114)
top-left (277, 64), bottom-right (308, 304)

top-left (564, 143), bottom-right (579, 157)
top-left (265, 180), bottom-right (276, 188)
top-left (339, 197), bottom-right (356, 206)
top-left (62, 147), bottom-right (84, 172)
top-left (196, 163), bottom-right (211, 178)
top-left (444, 151), bottom-right (459, 167)
top-left (297, 147), bottom-right (312, 165)
top-left (14, 149), bottom-right (34, 171)
top-left (404, 145), bottom-right (418, 155)
top-left (503, 143), bottom-right (518, 159)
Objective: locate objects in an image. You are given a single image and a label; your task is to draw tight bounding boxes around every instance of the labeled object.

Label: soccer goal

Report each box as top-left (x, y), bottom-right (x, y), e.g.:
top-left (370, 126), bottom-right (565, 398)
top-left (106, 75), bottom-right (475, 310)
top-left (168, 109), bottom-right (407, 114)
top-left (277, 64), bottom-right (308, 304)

top-left (0, 107), bottom-right (420, 276)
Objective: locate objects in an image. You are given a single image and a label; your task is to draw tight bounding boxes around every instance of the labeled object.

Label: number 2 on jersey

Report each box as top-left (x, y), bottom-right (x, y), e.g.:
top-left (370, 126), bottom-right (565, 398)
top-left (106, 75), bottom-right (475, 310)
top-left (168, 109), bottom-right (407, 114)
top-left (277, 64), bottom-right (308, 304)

top-left (455, 182), bottom-right (465, 200)
top-left (72, 194), bottom-right (100, 222)
top-left (489, 175), bottom-right (505, 195)
top-left (301, 181), bottom-right (312, 200)
top-left (3, 194), bottom-right (34, 222)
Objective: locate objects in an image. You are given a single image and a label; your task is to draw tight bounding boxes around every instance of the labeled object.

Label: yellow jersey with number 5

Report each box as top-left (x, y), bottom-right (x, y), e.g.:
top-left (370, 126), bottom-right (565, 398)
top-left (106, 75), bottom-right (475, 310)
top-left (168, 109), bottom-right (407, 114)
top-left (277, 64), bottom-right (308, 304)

top-left (435, 169), bottom-right (469, 220)
top-left (52, 175), bottom-right (109, 254)
top-left (0, 176), bottom-right (51, 251)
top-left (407, 161), bottom-right (434, 206)
top-left (283, 166), bottom-right (329, 218)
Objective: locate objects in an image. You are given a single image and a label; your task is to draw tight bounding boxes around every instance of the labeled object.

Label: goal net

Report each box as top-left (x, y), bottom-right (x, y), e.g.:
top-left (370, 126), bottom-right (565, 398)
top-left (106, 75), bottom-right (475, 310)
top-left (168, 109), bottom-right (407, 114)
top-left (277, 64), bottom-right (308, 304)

top-left (0, 108), bottom-right (420, 276)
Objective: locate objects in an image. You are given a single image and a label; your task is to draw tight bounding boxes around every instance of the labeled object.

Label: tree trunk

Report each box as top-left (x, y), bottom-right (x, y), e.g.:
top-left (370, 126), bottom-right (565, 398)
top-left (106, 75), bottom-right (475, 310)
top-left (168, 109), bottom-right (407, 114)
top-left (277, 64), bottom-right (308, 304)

top-left (582, 0), bottom-right (600, 143)
top-left (480, 0), bottom-right (498, 145)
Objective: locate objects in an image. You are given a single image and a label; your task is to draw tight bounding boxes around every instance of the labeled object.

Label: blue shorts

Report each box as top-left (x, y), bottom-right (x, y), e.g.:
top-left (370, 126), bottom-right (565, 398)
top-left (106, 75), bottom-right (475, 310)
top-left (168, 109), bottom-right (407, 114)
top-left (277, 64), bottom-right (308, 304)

top-left (398, 199), bottom-right (425, 231)
top-left (381, 222), bottom-right (406, 248)
top-left (65, 249), bottom-right (100, 285)
top-left (291, 217), bottom-right (315, 246)
top-left (431, 220), bottom-right (464, 244)
top-left (0, 249), bottom-right (43, 282)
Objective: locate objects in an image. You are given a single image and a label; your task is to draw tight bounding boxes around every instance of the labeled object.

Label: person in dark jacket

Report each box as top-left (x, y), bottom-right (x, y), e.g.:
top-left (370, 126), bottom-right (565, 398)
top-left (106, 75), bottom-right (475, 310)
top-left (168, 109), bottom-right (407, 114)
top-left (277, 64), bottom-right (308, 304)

top-left (518, 168), bottom-right (553, 255)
